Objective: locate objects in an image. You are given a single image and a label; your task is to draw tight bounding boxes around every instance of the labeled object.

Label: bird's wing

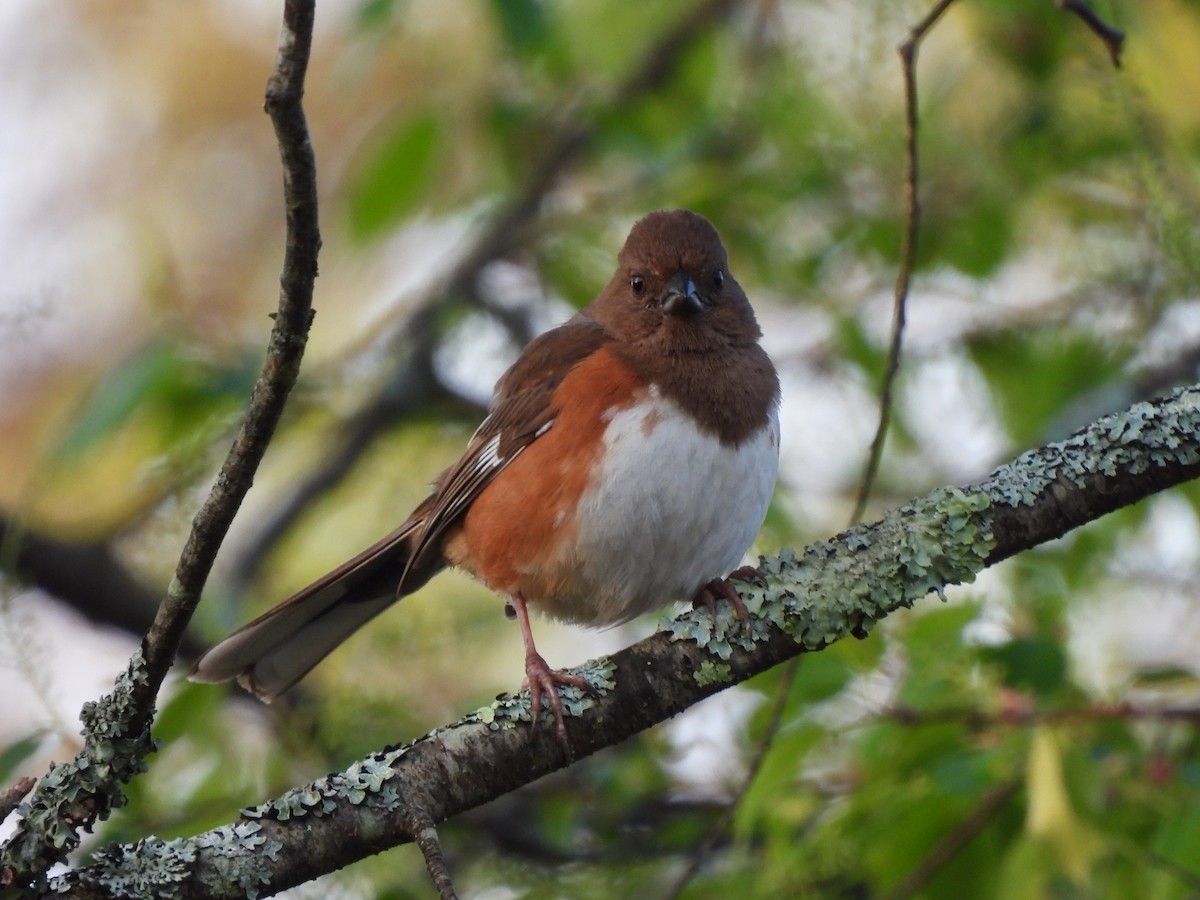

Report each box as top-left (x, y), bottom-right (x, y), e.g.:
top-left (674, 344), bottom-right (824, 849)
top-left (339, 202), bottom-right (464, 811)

top-left (399, 315), bottom-right (608, 589)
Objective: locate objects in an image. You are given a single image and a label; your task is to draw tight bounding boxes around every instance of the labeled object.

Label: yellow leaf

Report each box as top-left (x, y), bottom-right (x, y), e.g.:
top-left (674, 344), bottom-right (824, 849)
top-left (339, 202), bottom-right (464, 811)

top-left (1025, 727), bottom-right (1103, 883)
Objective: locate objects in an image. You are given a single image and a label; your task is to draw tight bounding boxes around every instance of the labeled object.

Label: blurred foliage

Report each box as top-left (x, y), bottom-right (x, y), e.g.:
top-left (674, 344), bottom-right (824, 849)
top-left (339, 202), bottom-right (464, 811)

top-left (4, 0), bottom-right (1200, 897)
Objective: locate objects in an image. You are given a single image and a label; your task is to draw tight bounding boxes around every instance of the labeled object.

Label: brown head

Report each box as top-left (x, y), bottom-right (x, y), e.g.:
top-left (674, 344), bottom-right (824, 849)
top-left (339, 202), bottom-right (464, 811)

top-left (586, 209), bottom-right (779, 445)
top-left (587, 209), bottom-right (762, 356)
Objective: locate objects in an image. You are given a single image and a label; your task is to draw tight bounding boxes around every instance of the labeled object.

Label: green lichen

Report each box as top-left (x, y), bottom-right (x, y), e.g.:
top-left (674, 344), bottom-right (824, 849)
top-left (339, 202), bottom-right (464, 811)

top-left (89, 837), bottom-right (195, 899)
top-left (668, 487), bottom-right (995, 655)
top-left (48, 823), bottom-right (279, 899)
top-left (466, 657), bottom-right (617, 732)
top-left (1, 649), bottom-right (158, 892)
top-left (324, 754), bottom-right (405, 811)
top-left (985, 385), bottom-right (1200, 507)
top-left (244, 744), bottom-right (410, 823)
top-left (218, 655), bottom-right (618, 883)
top-left (241, 659), bottom-right (616, 829)
top-left (694, 660), bottom-right (732, 686)
top-left (193, 822), bottom-right (277, 899)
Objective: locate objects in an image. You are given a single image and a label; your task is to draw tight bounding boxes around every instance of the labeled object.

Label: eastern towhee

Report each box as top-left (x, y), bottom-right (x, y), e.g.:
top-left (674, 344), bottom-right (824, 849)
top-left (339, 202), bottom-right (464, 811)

top-left (190, 209), bottom-right (781, 746)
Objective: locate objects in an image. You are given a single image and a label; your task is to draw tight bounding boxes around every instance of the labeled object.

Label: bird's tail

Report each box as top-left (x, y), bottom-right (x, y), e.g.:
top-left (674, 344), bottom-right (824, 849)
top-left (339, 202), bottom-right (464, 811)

top-left (187, 513), bottom-right (442, 702)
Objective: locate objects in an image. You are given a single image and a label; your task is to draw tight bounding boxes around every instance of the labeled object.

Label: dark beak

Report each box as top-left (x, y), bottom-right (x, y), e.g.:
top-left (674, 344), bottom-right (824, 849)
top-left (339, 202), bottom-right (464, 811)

top-left (662, 271), bottom-right (703, 315)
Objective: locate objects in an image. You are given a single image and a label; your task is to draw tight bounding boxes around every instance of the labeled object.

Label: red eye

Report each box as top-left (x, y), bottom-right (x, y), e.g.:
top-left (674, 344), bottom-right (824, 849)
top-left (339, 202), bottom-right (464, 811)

top-left (713, 269), bottom-right (724, 287)
top-left (630, 275), bottom-right (645, 295)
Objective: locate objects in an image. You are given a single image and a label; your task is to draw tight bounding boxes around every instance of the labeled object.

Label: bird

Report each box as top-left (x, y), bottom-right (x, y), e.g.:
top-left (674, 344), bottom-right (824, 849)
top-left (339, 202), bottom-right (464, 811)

top-left (189, 208), bottom-right (781, 748)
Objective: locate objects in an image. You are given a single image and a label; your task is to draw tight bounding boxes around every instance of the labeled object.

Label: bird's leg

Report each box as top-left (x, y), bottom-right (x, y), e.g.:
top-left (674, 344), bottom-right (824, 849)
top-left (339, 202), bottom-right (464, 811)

top-left (509, 593), bottom-right (595, 754)
top-left (727, 564), bottom-right (768, 588)
top-left (691, 569), bottom-right (759, 633)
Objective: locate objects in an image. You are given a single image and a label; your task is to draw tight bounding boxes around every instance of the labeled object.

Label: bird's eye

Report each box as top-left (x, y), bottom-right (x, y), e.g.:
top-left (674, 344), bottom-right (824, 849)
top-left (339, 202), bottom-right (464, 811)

top-left (630, 275), bottom-right (645, 295)
top-left (713, 269), bottom-right (724, 288)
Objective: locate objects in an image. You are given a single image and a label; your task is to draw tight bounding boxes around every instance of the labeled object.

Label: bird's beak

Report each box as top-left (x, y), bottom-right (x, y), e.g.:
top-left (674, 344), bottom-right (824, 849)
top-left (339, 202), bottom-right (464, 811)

top-left (662, 271), bottom-right (703, 315)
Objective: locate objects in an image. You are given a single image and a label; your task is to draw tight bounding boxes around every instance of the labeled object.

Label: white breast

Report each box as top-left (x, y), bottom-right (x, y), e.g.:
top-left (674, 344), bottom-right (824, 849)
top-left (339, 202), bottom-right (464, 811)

top-left (529, 389), bottom-right (780, 626)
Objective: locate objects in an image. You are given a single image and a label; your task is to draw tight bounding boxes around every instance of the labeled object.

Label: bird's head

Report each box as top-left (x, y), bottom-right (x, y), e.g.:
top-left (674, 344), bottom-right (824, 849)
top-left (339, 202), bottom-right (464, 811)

top-left (591, 209), bottom-right (761, 354)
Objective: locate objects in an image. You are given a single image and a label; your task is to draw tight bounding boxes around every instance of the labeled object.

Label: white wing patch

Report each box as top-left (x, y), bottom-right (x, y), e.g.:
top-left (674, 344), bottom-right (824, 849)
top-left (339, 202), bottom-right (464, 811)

top-left (429, 433), bottom-right (514, 532)
top-left (477, 433), bottom-right (503, 468)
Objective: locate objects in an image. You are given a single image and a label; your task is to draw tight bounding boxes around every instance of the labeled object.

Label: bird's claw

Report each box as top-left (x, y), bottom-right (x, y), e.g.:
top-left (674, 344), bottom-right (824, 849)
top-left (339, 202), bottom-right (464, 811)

top-left (692, 576), bottom-right (753, 634)
top-left (727, 564), bottom-right (768, 589)
top-left (523, 653), bottom-right (596, 761)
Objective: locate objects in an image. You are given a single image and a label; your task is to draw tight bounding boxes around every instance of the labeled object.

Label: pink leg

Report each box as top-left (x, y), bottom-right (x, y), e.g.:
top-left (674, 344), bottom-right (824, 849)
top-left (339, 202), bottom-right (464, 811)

top-left (510, 593), bottom-right (595, 752)
top-left (691, 570), bottom-right (758, 633)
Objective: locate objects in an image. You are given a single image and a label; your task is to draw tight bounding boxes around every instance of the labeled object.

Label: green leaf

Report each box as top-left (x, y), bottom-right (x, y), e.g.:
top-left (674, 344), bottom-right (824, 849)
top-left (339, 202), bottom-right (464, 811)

top-left (789, 651), bottom-right (852, 705)
top-left (924, 191), bottom-right (1015, 277)
top-left (981, 638), bottom-right (1066, 696)
top-left (57, 344), bottom-right (178, 457)
top-left (55, 342), bottom-right (257, 458)
top-left (735, 723), bottom-right (823, 836)
top-left (930, 751), bottom-right (994, 796)
top-left (904, 603), bottom-right (980, 664)
top-left (0, 732), bottom-right (44, 784)
top-left (152, 680), bottom-right (224, 745)
top-left (897, 604), bottom-right (981, 708)
top-left (355, 0), bottom-right (395, 30)
top-left (968, 331), bottom-right (1123, 446)
top-left (348, 113), bottom-right (444, 240)
top-left (489, 0), bottom-right (551, 55)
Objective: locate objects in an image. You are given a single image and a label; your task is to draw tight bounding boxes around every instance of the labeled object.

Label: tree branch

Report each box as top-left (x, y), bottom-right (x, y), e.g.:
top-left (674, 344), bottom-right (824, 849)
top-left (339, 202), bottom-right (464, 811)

top-left (1056, 0), bottom-right (1125, 68)
top-left (886, 700), bottom-right (1200, 731)
top-left (0, 1), bottom-right (320, 892)
top-left (49, 382), bottom-right (1200, 897)
top-left (413, 824), bottom-right (459, 900)
top-left (0, 779), bottom-right (35, 828)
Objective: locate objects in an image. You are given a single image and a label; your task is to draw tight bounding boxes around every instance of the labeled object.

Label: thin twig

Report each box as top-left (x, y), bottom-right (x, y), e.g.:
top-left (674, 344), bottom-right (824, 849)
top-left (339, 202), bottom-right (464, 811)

top-left (881, 780), bottom-right (1021, 900)
top-left (143, 0), bottom-right (320, 711)
top-left (885, 701), bottom-right (1200, 731)
top-left (414, 825), bottom-right (459, 900)
top-left (848, 0), bottom-right (960, 525)
top-left (0, 1), bottom-right (321, 887)
top-left (671, 2), bottom-right (962, 891)
top-left (1057, 0), bottom-right (1125, 68)
top-left (0, 778), bottom-right (35, 826)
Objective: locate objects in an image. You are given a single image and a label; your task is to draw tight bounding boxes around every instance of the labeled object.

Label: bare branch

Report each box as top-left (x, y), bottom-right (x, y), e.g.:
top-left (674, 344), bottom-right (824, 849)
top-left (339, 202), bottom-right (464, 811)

top-left (414, 825), bottom-right (459, 900)
top-left (1057, 0), bottom-right (1125, 68)
top-left (149, 0), bottom-right (321, 732)
top-left (0, 1), bottom-right (320, 891)
top-left (849, 0), bottom-right (960, 524)
top-left (734, 2), bottom-right (963, 884)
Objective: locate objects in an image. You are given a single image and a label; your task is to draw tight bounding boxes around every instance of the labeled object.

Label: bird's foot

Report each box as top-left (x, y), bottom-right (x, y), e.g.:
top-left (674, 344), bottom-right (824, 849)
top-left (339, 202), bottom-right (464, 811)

top-left (727, 564), bottom-right (768, 589)
top-left (692, 573), bottom-right (755, 634)
top-left (523, 651), bottom-right (597, 759)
